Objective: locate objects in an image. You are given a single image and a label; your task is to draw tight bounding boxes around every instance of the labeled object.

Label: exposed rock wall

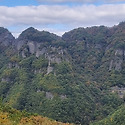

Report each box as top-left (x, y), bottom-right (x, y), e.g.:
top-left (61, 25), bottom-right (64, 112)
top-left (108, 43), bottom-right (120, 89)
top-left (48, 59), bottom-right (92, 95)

top-left (109, 49), bottom-right (125, 71)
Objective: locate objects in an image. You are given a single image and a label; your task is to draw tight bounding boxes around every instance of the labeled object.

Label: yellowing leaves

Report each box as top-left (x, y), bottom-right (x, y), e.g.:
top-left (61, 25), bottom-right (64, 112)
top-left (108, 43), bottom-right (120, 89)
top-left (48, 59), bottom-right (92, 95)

top-left (19, 116), bottom-right (73, 125)
top-left (0, 112), bottom-right (12, 125)
top-left (0, 104), bottom-right (73, 125)
top-left (110, 117), bottom-right (113, 122)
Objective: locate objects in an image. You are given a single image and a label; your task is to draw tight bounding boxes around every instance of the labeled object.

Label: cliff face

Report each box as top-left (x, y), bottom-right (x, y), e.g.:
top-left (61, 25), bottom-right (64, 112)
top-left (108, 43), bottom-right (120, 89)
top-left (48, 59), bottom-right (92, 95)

top-left (6, 24), bottom-right (124, 74)
top-left (0, 22), bottom-right (125, 125)
top-left (14, 27), bottom-right (69, 75)
top-left (71, 25), bottom-right (125, 73)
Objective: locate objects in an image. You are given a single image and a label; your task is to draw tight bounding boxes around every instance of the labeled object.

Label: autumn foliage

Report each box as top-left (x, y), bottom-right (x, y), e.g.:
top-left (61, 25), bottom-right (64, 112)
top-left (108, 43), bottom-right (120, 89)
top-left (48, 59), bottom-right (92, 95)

top-left (0, 104), bottom-right (73, 125)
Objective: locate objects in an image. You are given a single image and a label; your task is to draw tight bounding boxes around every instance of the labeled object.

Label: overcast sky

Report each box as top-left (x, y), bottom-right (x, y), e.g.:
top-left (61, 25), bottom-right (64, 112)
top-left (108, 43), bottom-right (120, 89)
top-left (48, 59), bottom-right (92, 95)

top-left (0, 0), bottom-right (125, 37)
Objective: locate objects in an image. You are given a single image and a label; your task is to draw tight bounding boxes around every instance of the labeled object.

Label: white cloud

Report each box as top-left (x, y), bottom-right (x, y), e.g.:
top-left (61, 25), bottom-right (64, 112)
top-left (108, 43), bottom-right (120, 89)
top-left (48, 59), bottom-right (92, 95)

top-left (37, 0), bottom-right (125, 4)
top-left (0, 4), bottom-right (125, 36)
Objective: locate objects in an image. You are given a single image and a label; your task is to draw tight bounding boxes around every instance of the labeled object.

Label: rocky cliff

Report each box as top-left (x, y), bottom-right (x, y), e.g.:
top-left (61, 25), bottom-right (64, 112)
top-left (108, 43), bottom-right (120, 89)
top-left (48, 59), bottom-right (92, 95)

top-left (0, 22), bottom-right (125, 125)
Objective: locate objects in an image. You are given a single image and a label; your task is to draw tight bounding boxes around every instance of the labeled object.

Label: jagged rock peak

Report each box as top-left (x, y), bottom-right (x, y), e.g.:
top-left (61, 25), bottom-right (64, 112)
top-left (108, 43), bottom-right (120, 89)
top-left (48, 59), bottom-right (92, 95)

top-left (0, 27), bottom-right (9, 34)
top-left (18, 27), bottom-right (61, 42)
top-left (0, 27), bottom-right (15, 46)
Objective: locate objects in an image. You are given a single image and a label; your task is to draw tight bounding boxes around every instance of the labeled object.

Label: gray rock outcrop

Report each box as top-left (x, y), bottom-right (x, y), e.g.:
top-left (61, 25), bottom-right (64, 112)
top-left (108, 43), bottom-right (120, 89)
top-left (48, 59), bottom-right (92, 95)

top-left (46, 92), bottom-right (54, 99)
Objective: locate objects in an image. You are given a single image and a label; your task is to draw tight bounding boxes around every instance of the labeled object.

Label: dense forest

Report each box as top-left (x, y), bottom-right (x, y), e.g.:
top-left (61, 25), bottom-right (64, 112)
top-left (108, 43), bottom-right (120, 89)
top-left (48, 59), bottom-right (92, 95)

top-left (0, 22), bottom-right (125, 125)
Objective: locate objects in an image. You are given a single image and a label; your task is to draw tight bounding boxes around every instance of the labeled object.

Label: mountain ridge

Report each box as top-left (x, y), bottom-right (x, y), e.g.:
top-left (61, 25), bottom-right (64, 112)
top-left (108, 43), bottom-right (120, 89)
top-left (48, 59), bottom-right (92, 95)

top-left (0, 21), bottom-right (125, 125)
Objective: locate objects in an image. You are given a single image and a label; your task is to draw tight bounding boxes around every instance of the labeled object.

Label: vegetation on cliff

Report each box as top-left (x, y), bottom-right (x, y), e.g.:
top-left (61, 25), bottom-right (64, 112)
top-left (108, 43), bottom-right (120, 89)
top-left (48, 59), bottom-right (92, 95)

top-left (0, 22), bottom-right (125, 125)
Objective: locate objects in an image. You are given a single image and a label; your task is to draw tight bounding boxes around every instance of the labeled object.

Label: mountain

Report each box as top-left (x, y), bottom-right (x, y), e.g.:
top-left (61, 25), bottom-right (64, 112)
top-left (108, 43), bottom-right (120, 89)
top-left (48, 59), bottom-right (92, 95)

top-left (0, 22), bottom-right (125, 125)
top-left (0, 27), bottom-right (15, 46)
top-left (18, 27), bottom-right (61, 42)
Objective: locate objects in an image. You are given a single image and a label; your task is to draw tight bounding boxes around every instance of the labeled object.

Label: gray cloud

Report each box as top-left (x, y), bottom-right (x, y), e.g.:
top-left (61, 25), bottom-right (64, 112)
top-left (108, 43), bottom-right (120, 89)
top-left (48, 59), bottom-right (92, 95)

top-left (0, 4), bottom-right (125, 36)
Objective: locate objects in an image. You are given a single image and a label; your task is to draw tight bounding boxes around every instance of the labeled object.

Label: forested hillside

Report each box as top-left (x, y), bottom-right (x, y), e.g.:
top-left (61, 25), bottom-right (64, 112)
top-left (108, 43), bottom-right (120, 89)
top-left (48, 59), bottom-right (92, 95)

top-left (0, 101), bottom-right (73, 125)
top-left (91, 105), bottom-right (125, 125)
top-left (0, 22), bottom-right (125, 125)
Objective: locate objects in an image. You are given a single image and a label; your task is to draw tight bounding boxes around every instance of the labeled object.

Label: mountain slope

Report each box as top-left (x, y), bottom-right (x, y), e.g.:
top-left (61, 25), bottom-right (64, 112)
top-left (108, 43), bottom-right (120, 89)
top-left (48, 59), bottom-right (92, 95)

top-left (0, 22), bottom-right (125, 125)
top-left (0, 102), bottom-right (73, 125)
top-left (91, 105), bottom-right (125, 125)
